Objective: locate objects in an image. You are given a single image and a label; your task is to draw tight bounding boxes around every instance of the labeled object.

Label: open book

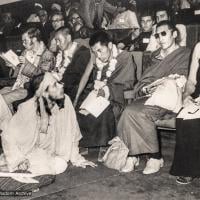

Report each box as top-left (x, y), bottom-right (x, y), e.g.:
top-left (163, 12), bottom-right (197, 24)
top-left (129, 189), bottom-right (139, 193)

top-left (1, 49), bottom-right (20, 67)
top-left (80, 90), bottom-right (110, 118)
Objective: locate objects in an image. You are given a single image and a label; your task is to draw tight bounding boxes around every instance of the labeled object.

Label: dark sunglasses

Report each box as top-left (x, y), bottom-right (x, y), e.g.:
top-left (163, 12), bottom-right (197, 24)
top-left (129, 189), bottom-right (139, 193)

top-left (154, 31), bottom-right (167, 39)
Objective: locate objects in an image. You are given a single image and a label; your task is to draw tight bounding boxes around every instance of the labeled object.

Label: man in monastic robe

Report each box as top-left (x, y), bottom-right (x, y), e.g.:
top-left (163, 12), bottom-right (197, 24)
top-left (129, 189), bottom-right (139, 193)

top-left (74, 31), bottom-right (137, 152)
top-left (0, 72), bottom-right (96, 175)
top-left (117, 21), bottom-right (191, 174)
top-left (54, 27), bottom-right (91, 101)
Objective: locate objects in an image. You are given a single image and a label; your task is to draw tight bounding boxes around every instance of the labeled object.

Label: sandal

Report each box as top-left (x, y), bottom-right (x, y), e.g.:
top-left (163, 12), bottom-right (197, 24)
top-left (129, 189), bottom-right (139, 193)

top-left (176, 176), bottom-right (194, 185)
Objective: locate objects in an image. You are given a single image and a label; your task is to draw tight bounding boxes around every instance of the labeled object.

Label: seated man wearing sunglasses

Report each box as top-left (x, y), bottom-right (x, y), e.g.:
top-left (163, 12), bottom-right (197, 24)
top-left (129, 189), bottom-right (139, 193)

top-left (117, 20), bottom-right (191, 174)
top-left (146, 8), bottom-right (186, 52)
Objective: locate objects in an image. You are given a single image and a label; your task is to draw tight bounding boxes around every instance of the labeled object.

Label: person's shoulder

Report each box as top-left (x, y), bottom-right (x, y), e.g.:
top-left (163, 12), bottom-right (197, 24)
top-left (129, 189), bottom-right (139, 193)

top-left (76, 45), bottom-right (90, 57)
top-left (63, 94), bottom-right (73, 106)
top-left (17, 97), bottom-right (36, 113)
top-left (194, 42), bottom-right (200, 50)
top-left (178, 46), bottom-right (191, 55)
top-left (43, 47), bottom-right (55, 58)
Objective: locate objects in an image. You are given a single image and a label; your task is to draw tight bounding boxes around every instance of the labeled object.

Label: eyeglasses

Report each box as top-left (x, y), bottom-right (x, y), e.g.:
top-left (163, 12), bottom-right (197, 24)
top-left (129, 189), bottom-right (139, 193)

top-left (154, 31), bottom-right (167, 39)
top-left (71, 16), bottom-right (81, 21)
top-left (52, 19), bottom-right (63, 23)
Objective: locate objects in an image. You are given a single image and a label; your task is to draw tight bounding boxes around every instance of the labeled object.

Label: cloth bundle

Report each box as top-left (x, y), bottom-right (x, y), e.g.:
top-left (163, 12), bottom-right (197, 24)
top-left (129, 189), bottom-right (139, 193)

top-left (144, 74), bottom-right (186, 113)
top-left (102, 137), bottom-right (129, 171)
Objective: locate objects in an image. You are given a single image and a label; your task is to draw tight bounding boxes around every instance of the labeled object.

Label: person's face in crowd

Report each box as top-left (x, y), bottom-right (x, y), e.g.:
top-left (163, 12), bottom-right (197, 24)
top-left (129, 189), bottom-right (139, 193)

top-left (156, 10), bottom-right (169, 23)
top-left (91, 42), bottom-right (112, 63)
top-left (141, 16), bottom-right (154, 32)
top-left (2, 12), bottom-right (13, 24)
top-left (155, 25), bottom-right (176, 50)
top-left (47, 79), bottom-right (64, 100)
top-left (55, 32), bottom-right (72, 51)
top-left (69, 13), bottom-right (83, 32)
top-left (127, 0), bottom-right (137, 11)
top-left (22, 33), bottom-right (34, 50)
top-left (51, 14), bottom-right (64, 30)
top-left (38, 10), bottom-right (48, 24)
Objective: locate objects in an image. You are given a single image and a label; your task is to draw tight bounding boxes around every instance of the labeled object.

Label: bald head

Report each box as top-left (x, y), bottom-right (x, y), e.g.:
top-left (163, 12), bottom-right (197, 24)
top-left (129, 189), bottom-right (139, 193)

top-left (54, 27), bottom-right (73, 51)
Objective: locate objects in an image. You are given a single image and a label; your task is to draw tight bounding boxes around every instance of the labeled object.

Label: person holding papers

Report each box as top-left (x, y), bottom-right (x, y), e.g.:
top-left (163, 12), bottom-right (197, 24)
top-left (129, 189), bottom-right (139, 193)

top-left (74, 31), bottom-right (136, 153)
top-left (0, 27), bottom-right (54, 110)
top-left (170, 42), bottom-right (200, 185)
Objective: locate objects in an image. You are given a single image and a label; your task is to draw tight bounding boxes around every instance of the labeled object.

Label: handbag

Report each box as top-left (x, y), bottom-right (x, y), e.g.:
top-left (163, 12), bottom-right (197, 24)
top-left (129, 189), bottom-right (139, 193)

top-left (102, 137), bottom-right (129, 171)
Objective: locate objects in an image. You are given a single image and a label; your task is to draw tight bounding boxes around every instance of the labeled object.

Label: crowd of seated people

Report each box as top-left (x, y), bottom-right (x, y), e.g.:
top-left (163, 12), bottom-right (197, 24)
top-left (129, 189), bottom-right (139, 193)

top-left (0, 0), bottom-right (200, 190)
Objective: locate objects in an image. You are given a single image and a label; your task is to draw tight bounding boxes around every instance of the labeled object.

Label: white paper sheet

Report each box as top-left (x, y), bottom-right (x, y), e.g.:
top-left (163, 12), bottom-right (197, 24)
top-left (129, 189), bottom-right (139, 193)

top-left (177, 103), bottom-right (200, 120)
top-left (80, 91), bottom-right (110, 118)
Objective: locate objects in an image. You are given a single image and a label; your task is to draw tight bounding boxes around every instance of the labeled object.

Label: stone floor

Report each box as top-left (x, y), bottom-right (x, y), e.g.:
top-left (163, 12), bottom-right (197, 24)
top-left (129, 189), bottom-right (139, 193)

top-left (1, 132), bottom-right (200, 200)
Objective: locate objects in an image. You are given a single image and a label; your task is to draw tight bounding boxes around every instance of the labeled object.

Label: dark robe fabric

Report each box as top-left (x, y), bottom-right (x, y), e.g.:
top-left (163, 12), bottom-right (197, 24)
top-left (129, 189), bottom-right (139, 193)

top-left (132, 47), bottom-right (191, 99)
top-left (133, 31), bottom-right (152, 51)
top-left (78, 50), bottom-right (137, 147)
top-left (62, 45), bottom-right (91, 102)
top-left (118, 47), bottom-right (191, 155)
top-left (170, 65), bottom-right (200, 177)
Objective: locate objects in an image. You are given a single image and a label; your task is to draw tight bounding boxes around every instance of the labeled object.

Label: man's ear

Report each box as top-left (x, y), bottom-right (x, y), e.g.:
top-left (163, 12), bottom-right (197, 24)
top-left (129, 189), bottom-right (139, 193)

top-left (66, 34), bottom-right (72, 42)
top-left (32, 37), bottom-right (37, 43)
top-left (172, 30), bottom-right (177, 39)
top-left (108, 42), bottom-right (113, 50)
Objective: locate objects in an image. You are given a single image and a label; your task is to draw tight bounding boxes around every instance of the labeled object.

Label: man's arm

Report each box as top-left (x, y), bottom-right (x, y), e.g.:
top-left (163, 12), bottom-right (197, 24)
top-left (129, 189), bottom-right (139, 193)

top-left (21, 50), bottom-right (55, 78)
top-left (183, 42), bottom-right (200, 99)
top-left (103, 0), bottom-right (118, 14)
top-left (80, 0), bottom-right (94, 29)
top-left (73, 54), bottom-right (95, 107)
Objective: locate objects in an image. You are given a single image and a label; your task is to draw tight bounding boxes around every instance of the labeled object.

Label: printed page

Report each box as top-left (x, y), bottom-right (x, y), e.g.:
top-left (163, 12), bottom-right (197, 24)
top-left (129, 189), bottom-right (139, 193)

top-left (1, 49), bottom-right (20, 67)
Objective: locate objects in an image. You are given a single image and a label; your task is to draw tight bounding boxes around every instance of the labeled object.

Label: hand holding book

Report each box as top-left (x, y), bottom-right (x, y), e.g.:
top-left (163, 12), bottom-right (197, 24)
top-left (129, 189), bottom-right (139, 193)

top-left (0, 49), bottom-right (20, 69)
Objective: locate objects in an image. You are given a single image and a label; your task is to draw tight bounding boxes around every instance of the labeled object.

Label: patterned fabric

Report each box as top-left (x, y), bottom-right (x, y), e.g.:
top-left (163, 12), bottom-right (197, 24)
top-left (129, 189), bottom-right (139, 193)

top-left (12, 42), bottom-right (54, 90)
top-left (0, 174), bottom-right (55, 191)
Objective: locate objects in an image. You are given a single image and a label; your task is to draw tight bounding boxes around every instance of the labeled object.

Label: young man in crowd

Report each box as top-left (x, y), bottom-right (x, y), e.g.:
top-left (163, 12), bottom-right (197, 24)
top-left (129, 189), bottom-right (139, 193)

top-left (120, 10), bottom-right (154, 51)
top-left (131, 11), bottom-right (154, 51)
top-left (117, 21), bottom-right (190, 174)
top-left (74, 31), bottom-right (137, 158)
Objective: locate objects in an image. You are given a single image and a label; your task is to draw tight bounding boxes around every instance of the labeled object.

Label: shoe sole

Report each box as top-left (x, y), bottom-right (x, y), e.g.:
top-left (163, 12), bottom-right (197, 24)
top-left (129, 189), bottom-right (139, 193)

top-left (176, 177), bottom-right (193, 185)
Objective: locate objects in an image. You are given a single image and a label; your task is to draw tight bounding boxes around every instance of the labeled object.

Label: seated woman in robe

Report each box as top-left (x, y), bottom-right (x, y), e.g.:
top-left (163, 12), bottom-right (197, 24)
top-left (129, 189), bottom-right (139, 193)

top-left (170, 42), bottom-right (200, 184)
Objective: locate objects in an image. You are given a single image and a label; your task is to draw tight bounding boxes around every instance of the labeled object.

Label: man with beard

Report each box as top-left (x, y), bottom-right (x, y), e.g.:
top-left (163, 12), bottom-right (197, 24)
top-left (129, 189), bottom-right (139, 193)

top-left (54, 27), bottom-right (91, 101)
top-left (0, 72), bottom-right (96, 175)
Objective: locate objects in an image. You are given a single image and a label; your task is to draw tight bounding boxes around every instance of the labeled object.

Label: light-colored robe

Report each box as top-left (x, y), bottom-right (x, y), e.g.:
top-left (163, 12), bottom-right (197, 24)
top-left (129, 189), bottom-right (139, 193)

top-left (0, 95), bottom-right (86, 175)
